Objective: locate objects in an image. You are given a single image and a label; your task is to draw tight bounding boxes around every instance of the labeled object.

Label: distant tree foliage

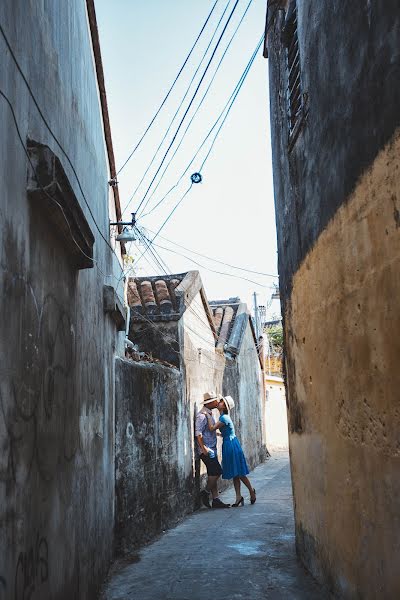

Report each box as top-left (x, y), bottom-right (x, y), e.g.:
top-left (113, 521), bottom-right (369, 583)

top-left (265, 323), bottom-right (283, 354)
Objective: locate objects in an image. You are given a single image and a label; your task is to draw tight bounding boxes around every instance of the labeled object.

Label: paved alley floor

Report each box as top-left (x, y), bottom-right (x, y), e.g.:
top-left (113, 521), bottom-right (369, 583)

top-left (101, 453), bottom-right (330, 600)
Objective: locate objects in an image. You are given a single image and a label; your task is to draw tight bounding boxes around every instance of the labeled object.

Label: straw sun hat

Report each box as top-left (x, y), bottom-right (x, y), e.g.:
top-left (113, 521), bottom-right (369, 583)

top-left (222, 395), bottom-right (235, 413)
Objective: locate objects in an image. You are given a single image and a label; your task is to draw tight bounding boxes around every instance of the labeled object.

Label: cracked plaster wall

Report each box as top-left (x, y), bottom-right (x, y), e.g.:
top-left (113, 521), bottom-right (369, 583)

top-left (267, 1), bottom-right (400, 597)
top-left (0, 1), bottom-right (124, 598)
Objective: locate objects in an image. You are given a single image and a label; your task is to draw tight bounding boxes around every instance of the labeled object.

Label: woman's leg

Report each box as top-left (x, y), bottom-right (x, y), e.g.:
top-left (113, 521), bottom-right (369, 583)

top-left (233, 476), bottom-right (242, 501)
top-left (239, 476), bottom-right (256, 501)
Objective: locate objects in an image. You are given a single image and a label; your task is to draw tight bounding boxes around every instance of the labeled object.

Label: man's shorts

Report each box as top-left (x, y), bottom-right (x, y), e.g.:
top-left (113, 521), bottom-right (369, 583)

top-left (200, 452), bottom-right (223, 476)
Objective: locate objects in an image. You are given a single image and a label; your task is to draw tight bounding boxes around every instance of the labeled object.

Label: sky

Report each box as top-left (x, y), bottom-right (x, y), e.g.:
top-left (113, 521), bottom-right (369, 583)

top-left (95, 0), bottom-right (280, 319)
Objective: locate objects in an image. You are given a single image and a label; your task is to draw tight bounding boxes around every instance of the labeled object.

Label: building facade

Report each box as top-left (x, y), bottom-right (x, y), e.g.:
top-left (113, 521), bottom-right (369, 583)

top-left (0, 2), bottom-right (125, 598)
top-left (115, 274), bottom-right (267, 553)
top-left (266, 1), bottom-right (400, 597)
top-left (117, 271), bottom-right (223, 551)
top-left (210, 300), bottom-right (266, 468)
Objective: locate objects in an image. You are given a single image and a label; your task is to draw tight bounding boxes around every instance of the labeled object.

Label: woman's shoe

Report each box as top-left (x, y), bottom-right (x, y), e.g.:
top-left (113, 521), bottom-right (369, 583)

top-left (232, 497), bottom-right (244, 507)
top-left (250, 489), bottom-right (256, 505)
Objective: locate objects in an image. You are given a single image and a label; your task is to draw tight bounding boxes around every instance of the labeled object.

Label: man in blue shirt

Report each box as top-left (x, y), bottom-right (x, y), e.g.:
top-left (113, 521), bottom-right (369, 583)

top-left (195, 391), bottom-right (230, 509)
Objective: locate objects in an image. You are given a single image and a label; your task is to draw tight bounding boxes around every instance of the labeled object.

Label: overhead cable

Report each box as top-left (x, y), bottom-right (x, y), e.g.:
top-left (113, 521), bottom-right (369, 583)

top-left (116, 0), bottom-right (220, 177)
top-left (135, 184), bottom-right (193, 266)
top-left (143, 229), bottom-right (279, 278)
top-left (139, 33), bottom-right (264, 222)
top-left (133, 33), bottom-right (263, 271)
top-left (148, 238), bottom-right (273, 288)
top-left (135, 229), bottom-right (170, 275)
top-left (198, 34), bottom-right (263, 172)
top-left (0, 22), bottom-right (123, 266)
top-left (121, 0), bottom-right (232, 215)
top-left (0, 88), bottom-right (125, 304)
top-left (136, 0), bottom-right (254, 218)
top-left (133, 0), bottom-right (240, 215)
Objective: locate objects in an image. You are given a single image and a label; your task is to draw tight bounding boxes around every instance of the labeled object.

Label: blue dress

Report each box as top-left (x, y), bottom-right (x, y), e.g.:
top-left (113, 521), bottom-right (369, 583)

top-left (218, 414), bottom-right (249, 479)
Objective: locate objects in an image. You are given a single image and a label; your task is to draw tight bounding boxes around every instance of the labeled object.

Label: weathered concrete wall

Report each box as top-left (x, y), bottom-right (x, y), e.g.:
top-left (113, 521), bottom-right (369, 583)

top-left (116, 293), bottom-right (223, 553)
top-left (222, 321), bottom-right (266, 469)
top-left (181, 293), bottom-right (225, 490)
top-left (114, 358), bottom-right (192, 554)
top-left (118, 293), bottom-right (267, 552)
top-left (267, 1), bottom-right (400, 597)
top-left (129, 319), bottom-right (181, 367)
top-left (0, 2), bottom-right (123, 598)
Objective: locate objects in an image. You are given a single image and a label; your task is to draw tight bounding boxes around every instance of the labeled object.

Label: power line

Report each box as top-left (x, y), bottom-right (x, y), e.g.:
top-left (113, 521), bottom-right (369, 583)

top-left (133, 0), bottom-right (240, 216)
top-left (138, 33), bottom-right (264, 222)
top-left (198, 34), bottom-right (263, 172)
top-left (143, 229), bottom-right (279, 278)
top-left (148, 238), bottom-right (273, 288)
top-left (132, 35), bottom-right (269, 292)
top-left (133, 35), bottom-right (263, 270)
top-left (135, 229), bottom-right (170, 275)
top-left (127, 232), bottom-right (265, 361)
top-left (116, 0), bottom-right (220, 177)
top-left (0, 88), bottom-right (125, 304)
top-left (0, 22), bottom-right (124, 267)
top-left (121, 0), bottom-right (232, 215)
top-left (136, 0), bottom-right (255, 218)
top-left (135, 184), bottom-right (193, 267)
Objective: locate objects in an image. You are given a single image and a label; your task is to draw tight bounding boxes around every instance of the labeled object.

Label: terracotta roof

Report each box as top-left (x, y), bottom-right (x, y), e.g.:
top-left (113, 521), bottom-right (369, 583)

top-left (209, 301), bottom-right (241, 350)
top-left (210, 300), bottom-right (262, 367)
top-left (127, 273), bottom-right (186, 319)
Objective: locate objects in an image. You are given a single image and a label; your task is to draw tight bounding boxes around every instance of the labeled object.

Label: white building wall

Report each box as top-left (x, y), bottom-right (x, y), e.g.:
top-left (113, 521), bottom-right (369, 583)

top-left (265, 377), bottom-right (288, 450)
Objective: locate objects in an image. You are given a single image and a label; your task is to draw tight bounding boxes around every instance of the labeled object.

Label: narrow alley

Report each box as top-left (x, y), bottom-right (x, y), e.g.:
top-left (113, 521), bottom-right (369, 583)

top-left (2, 2), bottom-right (400, 598)
top-left (101, 453), bottom-right (328, 600)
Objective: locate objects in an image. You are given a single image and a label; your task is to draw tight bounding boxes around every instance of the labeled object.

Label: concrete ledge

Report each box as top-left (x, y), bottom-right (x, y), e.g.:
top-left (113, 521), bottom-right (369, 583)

top-left (103, 285), bottom-right (126, 331)
top-left (27, 140), bottom-right (95, 269)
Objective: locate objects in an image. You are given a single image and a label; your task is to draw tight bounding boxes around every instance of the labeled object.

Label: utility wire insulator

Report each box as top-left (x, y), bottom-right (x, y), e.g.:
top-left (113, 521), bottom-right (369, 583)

top-left (190, 172), bottom-right (202, 184)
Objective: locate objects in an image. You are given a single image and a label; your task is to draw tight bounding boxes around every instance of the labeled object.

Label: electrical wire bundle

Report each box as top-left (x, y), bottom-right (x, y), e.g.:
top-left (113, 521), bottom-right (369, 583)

top-left (0, 1), bottom-right (280, 305)
top-left (110, 0), bottom-right (280, 289)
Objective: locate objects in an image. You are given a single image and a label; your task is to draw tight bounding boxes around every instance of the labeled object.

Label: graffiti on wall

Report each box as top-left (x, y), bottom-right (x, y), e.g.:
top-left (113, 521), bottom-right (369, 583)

top-left (0, 274), bottom-right (79, 485)
top-left (0, 534), bottom-right (48, 600)
top-left (14, 534), bottom-right (49, 600)
top-left (0, 224), bottom-right (105, 597)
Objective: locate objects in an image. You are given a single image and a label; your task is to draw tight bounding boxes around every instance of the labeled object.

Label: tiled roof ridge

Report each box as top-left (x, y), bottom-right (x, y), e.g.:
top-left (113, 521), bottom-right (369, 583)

top-left (165, 279), bottom-right (178, 312)
top-left (134, 272), bottom-right (188, 283)
top-left (210, 302), bottom-right (242, 348)
top-left (209, 297), bottom-right (240, 306)
top-left (128, 271), bottom-right (203, 321)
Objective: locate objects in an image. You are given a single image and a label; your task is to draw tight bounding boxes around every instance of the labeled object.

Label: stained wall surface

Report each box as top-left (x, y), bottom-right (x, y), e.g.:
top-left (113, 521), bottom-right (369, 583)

top-left (267, 1), bottom-right (400, 597)
top-left (0, 2), bottom-right (124, 598)
top-left (114, 359), bottom-right (190, 554)
top-left (180, 292), bottom-right (225, 490)
top-left (222, 320), bottom-right (266, 470)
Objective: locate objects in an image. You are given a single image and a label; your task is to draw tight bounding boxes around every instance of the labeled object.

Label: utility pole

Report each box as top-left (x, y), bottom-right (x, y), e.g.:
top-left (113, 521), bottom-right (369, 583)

top-left (253, 291), bottom-right (260, 339)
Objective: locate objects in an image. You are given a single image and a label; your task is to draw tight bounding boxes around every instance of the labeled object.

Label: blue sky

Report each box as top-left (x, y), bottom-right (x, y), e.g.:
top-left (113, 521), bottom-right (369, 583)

top-left (95, 0), bottom-right (279, 316)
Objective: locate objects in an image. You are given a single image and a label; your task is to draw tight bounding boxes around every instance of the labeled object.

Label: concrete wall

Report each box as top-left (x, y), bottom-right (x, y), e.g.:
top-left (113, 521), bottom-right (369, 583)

top-left (114, 359), bottom-right (192, 554)
top-left (0, 2), bottom-right (123, 598)
top-left (115, 294), bottom-right (223, 553)
top-left (116, 295), bottom-right (267, 553)
top-left (267, 1), bottom-right (400, 597)
top-left (129, 319), bottom-right (181, 368)
top-left (181, 293), bottom-right (225, 488)
top-left (222, 321), bottom-right (266, 469)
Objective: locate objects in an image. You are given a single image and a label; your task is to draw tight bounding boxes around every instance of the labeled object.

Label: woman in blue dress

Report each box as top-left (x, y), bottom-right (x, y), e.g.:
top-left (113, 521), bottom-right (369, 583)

top-left (206, 396), bottom-right (256, 507)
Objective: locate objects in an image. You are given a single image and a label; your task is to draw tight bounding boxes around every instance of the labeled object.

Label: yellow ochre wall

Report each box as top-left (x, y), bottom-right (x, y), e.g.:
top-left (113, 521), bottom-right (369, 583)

top-left (285, 129), bottom-right (400, 599)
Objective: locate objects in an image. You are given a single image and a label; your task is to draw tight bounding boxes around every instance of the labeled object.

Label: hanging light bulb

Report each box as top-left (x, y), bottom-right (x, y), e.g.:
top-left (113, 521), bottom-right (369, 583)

top-left (116, 227), bottom-right (137, 243)
top-left (110, 213), bottom-right (137, 243)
